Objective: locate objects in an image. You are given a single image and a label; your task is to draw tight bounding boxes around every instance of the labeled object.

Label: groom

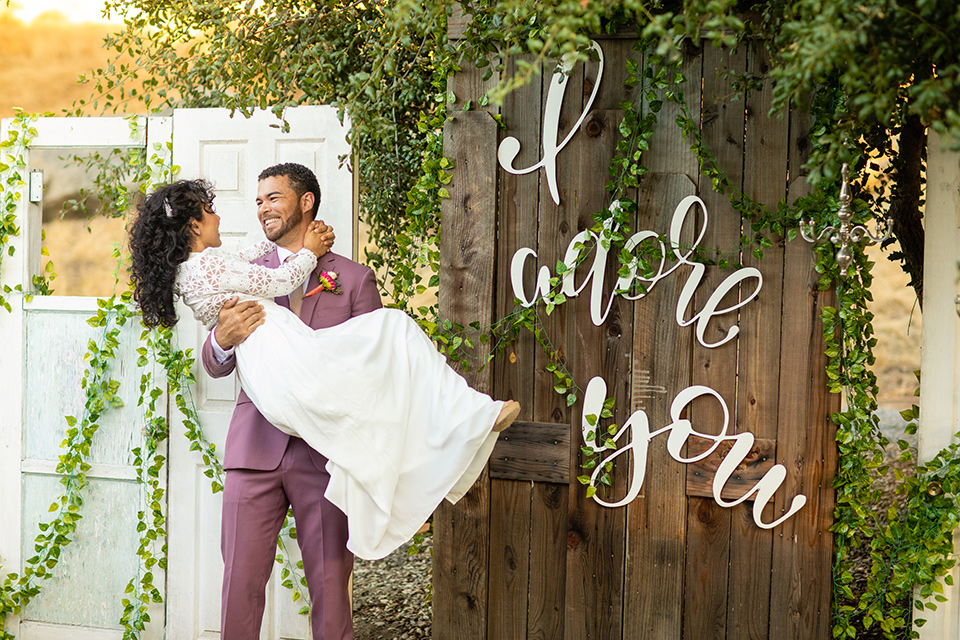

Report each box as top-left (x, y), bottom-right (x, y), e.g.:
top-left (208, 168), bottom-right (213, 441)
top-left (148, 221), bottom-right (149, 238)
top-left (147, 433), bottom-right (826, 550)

top-left (201, 162), bottom-right (381, 640)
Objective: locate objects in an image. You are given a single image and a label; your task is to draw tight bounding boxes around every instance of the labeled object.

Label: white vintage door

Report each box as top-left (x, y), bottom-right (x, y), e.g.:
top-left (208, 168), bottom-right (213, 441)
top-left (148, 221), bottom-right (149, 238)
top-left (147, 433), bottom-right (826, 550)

top-left (918, 132), bottom-right (960, 638)
top-left (0, 106), bottom-right (352, 640)
top-left (0, 116), bottom-right (168, 640)
top-left (166, 106), bottom-right (353, 640)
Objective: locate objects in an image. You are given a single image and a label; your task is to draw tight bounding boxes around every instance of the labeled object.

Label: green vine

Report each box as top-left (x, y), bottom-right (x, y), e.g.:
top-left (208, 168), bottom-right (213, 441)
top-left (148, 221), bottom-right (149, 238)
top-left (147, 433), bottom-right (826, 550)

top-left (0, 295), bottom-right (130, 640)
top-left (0, 109), bottom-right (56, 309)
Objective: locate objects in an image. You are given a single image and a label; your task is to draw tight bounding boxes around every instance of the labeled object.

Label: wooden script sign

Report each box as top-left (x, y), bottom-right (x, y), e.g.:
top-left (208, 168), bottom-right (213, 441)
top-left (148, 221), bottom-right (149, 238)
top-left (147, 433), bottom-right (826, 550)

top-left (504, 42), bottom-right (803, 530)
top-left (435, 25), bottom-right (837, 640)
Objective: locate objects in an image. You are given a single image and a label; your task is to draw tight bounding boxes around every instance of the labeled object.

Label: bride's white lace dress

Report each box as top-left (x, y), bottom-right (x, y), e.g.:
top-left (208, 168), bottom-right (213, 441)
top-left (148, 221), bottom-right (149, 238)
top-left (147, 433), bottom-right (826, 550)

top-left (175, 242), bottom-right (502, 559)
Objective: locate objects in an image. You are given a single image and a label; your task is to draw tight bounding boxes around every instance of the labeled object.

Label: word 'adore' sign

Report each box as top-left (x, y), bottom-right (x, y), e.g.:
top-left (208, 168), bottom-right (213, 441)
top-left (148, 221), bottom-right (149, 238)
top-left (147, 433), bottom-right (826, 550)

top-left (499, 40), bottom-right (806, 529)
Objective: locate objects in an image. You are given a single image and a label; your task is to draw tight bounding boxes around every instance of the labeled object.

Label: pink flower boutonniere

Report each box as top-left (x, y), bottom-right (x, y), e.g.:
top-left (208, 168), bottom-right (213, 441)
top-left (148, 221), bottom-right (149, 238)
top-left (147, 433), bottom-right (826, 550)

top-left (305, 271), bottom-right (342, 297)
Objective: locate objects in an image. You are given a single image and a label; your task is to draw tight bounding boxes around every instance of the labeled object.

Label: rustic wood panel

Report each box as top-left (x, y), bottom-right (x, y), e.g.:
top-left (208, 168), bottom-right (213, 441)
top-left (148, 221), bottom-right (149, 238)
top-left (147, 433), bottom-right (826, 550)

top-left (767, 102), bottom-right (838, 640)
top-left (684, 44), bottom-right (746, 640)
top-left (726, 41), bottom-right (789, 640)
top-left (622, 39), bottom-right (701, 640)
top-left (564, 104), bottom-right (630, 640)
top-left (434, 109), bottom-right (499, 640)
top-left (488, 53), bottom-right (543, 639)
top-left (528, 56), bottom-right (584, 640)
top-left (437, 30), bottom-right (837, 640)
top-left (490, 422), bottom-right (571, 483)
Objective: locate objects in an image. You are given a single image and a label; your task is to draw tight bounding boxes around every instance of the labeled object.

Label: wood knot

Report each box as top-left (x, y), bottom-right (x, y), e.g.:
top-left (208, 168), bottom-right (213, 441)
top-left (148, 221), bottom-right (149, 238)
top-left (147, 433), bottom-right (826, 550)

top-left (585, 117), bottom-right (603, 138)
top-left (567, 530), bottom-right (581, 549)
top-left (607, 324), bottom-right (621, 337)
top-left (559, 220), bottom-right (569, 235)
top-left (696, 500), bottom-right (715, 524)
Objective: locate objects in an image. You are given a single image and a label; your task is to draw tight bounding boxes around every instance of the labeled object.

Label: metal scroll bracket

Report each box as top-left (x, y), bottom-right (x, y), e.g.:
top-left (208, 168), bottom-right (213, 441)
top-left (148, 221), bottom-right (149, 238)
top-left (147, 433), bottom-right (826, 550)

top-left (799, 163), bottom-right (892, 276)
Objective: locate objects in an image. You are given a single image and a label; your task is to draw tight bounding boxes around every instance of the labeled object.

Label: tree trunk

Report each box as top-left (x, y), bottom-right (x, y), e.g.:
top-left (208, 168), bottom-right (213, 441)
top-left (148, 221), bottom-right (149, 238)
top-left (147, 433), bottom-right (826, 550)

top-left (887, 112), bottom-right (926, 307)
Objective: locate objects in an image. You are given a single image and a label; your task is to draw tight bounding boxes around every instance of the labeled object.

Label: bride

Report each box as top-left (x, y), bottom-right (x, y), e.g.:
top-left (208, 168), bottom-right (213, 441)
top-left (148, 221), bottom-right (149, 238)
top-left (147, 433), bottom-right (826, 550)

top-left (128, 178), bottom-right (519, 559)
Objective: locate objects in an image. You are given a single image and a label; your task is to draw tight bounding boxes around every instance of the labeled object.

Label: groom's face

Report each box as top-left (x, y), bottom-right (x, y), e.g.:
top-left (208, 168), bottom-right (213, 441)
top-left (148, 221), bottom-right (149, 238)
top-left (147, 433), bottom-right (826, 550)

top-left (256, 175), bottom-right (308, 248)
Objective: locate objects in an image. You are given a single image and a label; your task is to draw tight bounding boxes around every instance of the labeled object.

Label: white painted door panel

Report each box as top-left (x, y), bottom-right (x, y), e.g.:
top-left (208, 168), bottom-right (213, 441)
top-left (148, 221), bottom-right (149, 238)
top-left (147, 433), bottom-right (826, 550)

top-left (918, 131), bottom-right (960, 639)
top-left (168, 106), bottom-right (352, 640)
top-left (0, 116), bottom-right (164, 640)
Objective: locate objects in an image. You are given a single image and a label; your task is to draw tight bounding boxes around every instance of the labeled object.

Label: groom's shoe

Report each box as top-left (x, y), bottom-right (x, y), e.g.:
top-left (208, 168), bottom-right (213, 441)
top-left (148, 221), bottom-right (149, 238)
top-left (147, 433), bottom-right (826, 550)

top-left (493, 400), bottom-right (520, 432)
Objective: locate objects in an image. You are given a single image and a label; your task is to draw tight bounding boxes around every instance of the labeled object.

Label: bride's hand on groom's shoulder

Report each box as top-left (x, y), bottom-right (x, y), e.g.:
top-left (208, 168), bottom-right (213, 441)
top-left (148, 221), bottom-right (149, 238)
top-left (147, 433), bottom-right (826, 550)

top-left (310, 220), bottom-right (335, 251)
top-left (304, 221), bottom-right (333, 258)
top-left (215, 297), bottom-right (266, 349)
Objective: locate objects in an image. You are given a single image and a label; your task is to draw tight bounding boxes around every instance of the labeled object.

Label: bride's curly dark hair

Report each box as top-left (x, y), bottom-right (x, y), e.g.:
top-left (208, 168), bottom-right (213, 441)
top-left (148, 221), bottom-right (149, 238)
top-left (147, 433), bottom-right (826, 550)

top-left (129, 179), bottom-right (215, 328)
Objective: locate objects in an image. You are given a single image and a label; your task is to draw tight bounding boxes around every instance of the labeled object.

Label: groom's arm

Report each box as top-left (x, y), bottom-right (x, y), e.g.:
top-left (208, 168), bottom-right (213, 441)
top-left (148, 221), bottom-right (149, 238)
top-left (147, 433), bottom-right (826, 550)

top-left (201, 298), bottom-right (265, 378)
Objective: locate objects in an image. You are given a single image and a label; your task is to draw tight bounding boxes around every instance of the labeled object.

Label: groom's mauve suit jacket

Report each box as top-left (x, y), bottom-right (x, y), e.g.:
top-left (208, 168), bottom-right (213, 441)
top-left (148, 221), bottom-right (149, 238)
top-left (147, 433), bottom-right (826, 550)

top-left (201, 249), bottom-right (382, 471)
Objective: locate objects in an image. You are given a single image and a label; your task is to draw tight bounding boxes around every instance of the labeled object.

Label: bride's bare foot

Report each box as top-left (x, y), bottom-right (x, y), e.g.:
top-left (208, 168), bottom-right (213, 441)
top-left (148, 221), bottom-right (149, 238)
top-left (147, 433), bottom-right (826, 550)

top-left (493, 400), bottom-right (520, 432)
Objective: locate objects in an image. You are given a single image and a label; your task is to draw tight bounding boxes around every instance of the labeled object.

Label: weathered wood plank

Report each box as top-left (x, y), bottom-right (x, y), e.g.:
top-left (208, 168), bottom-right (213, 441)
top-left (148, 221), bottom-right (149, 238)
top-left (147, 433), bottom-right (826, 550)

top-left (530, 58), bottom-right (584, 640)
top-left (592, 38), bottom-right (641, 112)
top-left (684, 43), bottom-right (746, 640)
top-left (623, 171), bottom-right (697, 640)
top-left (489, 53), bottom-right (542, 638)
top-left (767, 103), bottom-right (838, 640)
top-left (434, 108), bottom-right (499, 640)
top-left (528, 482), bottom-right (568, 640)
top-left (448, 3), bottom-right (470, 41)
top-left (685, 438), bottom-right (777, 501)
top-left (726, 41), bottom-right (788, 640)
top-left (490, 422), bottom-right (571, 484)
top-left (564, 106), bottom-right (629, 640)
top-left (488, 480), bottom-right (532, 640)
top-left (622, 38), bottom-right (701, 640)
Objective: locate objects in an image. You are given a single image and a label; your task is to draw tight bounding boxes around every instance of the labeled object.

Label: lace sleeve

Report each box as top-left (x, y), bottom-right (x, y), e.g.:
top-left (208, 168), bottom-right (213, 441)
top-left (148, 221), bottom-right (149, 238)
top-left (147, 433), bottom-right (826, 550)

top-left (198, 248), bottom-right (318, 298)
top-left (235, 239), bottom-right (276, 263)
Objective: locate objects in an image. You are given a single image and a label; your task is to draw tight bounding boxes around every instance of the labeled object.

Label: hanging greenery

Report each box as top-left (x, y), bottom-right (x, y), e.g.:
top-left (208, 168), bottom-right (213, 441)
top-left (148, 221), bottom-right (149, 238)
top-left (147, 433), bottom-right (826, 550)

top-left (3, 1), bottom-right (960, 639)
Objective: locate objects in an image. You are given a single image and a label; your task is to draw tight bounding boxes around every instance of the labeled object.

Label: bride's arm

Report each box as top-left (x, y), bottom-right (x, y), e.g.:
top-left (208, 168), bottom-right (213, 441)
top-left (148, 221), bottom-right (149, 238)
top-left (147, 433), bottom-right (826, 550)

top-left (204, 249), bottom-right (318, 298)
top-left (234, 239), bottom-right (276, 263)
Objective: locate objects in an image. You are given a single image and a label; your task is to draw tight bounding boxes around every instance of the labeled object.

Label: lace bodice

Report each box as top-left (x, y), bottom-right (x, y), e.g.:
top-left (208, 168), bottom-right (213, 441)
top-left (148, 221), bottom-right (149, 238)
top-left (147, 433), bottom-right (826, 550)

top-left (175, 240), bottom-right (318, 329)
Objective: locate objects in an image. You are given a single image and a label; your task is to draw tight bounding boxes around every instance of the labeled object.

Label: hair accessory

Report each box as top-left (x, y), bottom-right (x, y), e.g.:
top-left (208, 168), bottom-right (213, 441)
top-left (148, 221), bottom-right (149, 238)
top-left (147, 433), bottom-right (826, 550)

top-left (163, 198), bottom-right (174, 218)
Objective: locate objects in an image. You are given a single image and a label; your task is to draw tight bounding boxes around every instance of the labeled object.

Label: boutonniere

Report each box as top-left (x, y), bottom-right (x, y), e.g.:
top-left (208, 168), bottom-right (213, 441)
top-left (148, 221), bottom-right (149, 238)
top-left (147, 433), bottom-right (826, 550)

top-left (305, 270), bottom-right (342, 297)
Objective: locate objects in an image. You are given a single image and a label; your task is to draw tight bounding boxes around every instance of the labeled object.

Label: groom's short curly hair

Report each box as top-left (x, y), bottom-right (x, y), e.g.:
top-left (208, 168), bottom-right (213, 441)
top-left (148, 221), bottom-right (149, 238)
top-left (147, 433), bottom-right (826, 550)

top-left (258, 162), bottom-right (322, 220)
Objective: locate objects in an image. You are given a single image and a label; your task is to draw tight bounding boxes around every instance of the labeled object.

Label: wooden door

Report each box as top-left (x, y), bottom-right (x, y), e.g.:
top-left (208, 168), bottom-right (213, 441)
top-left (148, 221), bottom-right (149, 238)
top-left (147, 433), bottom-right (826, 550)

top-left (166, 105), bottom-right (352, 640)
top-left (434, 34), bottom-right (838, 640)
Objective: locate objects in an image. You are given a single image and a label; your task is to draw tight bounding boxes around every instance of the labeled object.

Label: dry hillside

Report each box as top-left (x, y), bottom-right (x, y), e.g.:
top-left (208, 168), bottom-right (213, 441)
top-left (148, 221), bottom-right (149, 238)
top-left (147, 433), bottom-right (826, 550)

top-left (0, 12), bottom-right (143, 299)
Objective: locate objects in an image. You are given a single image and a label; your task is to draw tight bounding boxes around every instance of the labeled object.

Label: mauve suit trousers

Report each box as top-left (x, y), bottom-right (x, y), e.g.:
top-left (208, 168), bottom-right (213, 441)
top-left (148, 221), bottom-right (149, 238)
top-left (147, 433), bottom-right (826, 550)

top-left (202, 250), bottom-right (382, 640)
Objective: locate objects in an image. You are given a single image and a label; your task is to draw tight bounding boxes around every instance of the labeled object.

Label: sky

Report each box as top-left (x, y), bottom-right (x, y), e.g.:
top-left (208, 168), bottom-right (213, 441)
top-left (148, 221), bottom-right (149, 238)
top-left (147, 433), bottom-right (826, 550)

top-left (9, 0), bottom-right (116, 23)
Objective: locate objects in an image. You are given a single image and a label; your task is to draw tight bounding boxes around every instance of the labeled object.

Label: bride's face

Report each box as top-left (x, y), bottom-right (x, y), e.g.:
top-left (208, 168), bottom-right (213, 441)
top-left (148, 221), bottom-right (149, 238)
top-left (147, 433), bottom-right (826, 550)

top-left (193, 204), bottom-right (222, 250)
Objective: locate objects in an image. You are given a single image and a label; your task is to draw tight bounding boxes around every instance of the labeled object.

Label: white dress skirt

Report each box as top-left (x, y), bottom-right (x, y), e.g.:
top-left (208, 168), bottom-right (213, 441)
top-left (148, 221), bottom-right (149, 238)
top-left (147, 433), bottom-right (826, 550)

top-left (234, 303), bottom-right (502, 560)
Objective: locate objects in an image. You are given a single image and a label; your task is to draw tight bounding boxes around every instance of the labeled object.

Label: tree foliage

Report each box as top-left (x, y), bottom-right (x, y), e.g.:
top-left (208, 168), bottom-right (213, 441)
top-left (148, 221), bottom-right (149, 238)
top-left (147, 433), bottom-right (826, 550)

top-left (85, 0), bottom-right (960, 305)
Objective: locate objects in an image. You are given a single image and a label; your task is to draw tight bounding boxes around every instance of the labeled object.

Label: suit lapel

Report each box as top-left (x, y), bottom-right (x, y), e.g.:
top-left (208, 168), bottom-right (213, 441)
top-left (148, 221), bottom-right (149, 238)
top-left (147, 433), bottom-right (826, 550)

top-left (300, 252), bottom-right (338, 324)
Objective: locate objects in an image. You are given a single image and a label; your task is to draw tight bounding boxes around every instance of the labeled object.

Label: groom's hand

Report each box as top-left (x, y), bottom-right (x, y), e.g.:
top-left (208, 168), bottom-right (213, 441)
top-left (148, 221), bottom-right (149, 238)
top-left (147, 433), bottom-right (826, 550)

top-left (215, 297), bottom-right (265, 349)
